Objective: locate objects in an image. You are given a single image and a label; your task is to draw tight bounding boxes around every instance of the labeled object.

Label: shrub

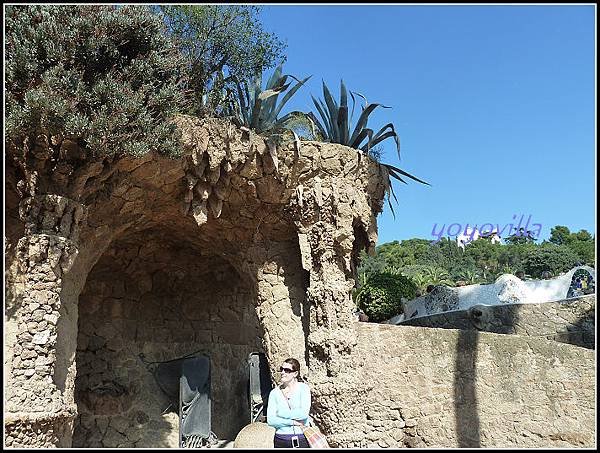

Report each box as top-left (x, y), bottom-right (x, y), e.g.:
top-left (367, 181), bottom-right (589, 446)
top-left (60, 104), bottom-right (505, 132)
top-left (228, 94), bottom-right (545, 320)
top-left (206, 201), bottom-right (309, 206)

top-left (355, 272), bottom-right (417, 322)
top-left (567, 240), bottom-right (595, 266)
top-left (159, 5), bottom-right (286, 117)
top-left (521, 243), bottom-right (580, 278)
top-left (5, 5), bottom-right (186, 158)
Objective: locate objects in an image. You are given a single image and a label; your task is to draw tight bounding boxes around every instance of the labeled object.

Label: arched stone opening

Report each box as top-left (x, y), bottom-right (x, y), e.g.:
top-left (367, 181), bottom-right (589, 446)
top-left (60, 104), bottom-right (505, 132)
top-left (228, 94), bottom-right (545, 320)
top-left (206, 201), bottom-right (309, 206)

top-left (5, 118), bottom-right (389, 448)
top-left (72, 227), bottom-right (262, 447)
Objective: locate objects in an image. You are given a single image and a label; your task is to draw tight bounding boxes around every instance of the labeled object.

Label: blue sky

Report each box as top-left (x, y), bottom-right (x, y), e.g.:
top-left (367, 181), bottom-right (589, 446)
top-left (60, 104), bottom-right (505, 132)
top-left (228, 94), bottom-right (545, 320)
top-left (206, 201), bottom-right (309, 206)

top-left (259, 5), bottom-right (596, 245)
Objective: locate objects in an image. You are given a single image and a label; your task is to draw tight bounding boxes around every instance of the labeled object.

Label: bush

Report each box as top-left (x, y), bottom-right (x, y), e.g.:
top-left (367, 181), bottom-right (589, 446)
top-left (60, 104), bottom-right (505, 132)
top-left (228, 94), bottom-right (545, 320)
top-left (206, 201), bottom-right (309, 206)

top-left (355, 272), bottom-right (417, 322)
top-left (521, 243), bottom-right (580, 278)
top-left (5, 5), bottom-right (186, 158)
top-left (159, 5), bottom-right (286, 117)
top-left (567, 240), bottom-right (595, 266)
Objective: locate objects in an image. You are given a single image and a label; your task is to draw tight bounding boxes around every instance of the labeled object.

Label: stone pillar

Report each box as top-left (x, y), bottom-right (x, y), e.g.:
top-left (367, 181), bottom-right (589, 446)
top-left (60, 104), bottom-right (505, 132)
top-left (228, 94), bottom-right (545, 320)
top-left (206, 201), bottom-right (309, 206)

top-left (242, 241), bottom-right (309, 375)
top-left (297, 221), bottom-right (370, 447)
top-left (4, 194), bottom-right (86, 447)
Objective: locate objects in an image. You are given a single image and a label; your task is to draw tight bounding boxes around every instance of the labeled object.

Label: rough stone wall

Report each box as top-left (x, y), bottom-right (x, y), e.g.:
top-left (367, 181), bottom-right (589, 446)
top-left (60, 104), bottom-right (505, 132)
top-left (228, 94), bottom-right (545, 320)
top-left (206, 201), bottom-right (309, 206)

top-left (400, 295), bottom-right (595, 349)
top-left (72, 232), bottom-right (264, 447)
top-left (5, 116), bottom-right (387, 447)
top-left (351, 323), bottom-right (596, 448)
top-left (5, 115), bottom-right (596, 450)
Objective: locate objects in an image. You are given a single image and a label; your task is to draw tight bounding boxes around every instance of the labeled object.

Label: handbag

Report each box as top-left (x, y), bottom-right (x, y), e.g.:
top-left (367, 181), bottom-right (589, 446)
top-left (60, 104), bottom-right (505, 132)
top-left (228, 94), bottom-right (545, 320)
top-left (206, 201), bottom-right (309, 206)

top-left (302, 425), bottom-right (330, 448)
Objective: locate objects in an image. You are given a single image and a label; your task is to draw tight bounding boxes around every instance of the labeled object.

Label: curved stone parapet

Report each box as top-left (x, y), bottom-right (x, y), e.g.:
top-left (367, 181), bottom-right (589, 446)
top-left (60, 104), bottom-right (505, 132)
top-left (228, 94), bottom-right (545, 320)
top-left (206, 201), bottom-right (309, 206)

top-left (398, 295), bottom-right (595, 349)
top-left (397, 266), bottom-right (596, 322)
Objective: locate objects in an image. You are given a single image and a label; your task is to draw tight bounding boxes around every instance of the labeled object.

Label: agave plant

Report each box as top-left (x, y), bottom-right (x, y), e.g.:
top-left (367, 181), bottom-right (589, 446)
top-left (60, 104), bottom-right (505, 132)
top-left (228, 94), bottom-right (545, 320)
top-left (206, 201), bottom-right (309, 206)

top-left (308, 80), bottom-right (427, 179)
top-left (227, 63), bottom-right (311, 134)
top-left (307, 80), bottom-right (429, 215)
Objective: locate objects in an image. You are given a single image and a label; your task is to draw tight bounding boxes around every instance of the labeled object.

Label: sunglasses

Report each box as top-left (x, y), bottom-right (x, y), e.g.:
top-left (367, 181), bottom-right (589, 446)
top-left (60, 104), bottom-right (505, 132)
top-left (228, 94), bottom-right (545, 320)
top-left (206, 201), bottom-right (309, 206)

top-left (279, 367), bottom-right (295, 373)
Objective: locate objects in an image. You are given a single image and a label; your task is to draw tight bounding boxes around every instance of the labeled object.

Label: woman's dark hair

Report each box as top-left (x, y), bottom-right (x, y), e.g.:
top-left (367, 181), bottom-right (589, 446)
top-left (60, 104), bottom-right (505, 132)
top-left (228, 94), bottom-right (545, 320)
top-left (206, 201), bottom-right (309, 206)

top-left (284, 358), bottom-right (303, 382)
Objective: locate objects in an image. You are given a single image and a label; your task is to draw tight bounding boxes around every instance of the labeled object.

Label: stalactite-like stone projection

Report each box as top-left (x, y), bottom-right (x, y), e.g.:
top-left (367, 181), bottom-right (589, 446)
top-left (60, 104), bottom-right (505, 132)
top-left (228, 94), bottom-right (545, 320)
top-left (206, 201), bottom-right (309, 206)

top-left (5, 117), bottom-right (387, 447)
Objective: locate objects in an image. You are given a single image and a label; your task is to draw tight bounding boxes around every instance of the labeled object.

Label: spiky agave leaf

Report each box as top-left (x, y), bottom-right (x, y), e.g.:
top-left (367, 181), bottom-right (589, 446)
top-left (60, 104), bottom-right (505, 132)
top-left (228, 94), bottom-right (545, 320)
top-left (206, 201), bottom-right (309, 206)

top-left (311, 95), bottom-right (332, 137)
top-left (229, 64), bottom-right (310, 134)
top-left (322, 80), bottom-right (340, 141)
top-left (384, 163), bottom-right (430, 185)
top-left (269, 74), bottom-right (311, 124)
top-left (338, 80), bottom-right (349, 145)
top-left (350, 103), bottom-right (391, 148)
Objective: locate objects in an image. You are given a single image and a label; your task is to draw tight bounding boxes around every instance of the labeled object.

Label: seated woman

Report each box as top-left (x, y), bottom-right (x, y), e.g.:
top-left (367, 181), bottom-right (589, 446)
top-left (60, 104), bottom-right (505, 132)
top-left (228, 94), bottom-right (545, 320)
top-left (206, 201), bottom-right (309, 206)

top-left (267, 358), bottom-right (311, 448)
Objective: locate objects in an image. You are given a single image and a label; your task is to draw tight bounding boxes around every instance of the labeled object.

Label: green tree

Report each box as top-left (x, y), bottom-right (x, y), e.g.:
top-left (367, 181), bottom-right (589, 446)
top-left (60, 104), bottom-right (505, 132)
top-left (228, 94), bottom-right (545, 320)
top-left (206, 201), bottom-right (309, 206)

top-left (566, 241), bottom-right (595, 266)
top-left (549, 225), bottom-right (572, 245)
top-left (159, 5), bottom-right (286, 116)
top-left (6, 5), bottom-right (186, 158)
top-left (355, 272), bottom-right (418, 322)
top-left (463, 238), bottom-right (502, 274)
top-left (573, 229), bottom-right (593, 242)
top-left (505, 228), bottom-right (537, 245)
top-left (378, 239), bottom-right (431, 269)
top-left (548, 226), bottom-right (595, 265)
top-left (521, 243), bottom-right (580, 278)
top-left (418, 237), bottom-right (464, 270)
top-left (422, 266), bottom-right (455, 287)
top-left (356, 250), bottom-right (388, 284)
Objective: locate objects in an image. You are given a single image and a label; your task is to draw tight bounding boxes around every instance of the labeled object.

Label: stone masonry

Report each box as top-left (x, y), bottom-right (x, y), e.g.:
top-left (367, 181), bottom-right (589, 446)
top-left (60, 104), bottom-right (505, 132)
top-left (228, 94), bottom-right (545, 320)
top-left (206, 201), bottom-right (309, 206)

top-left (400, 295), bottom-right (595, 349)
top-left (4, 116), bottom-right (595, 448)
top-left (351, 322), bottom-right (595, 448)
top-left (4, 116), bottom-right (387, 447)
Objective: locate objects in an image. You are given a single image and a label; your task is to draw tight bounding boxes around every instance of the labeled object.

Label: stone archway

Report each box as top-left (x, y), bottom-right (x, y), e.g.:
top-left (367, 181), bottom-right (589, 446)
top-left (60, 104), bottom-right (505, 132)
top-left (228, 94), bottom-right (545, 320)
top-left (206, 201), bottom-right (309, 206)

top-left (5, 117), bottom-right (388, 447)
top-left (72, 228), bottom-right (263, 447)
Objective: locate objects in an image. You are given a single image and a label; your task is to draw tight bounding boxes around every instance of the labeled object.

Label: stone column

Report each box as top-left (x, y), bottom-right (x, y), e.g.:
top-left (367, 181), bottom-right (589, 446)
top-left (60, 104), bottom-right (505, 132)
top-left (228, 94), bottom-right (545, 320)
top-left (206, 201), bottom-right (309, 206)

top-left (4, 194), bottom-right (86, 447)
top-left (242, 241), bottom-right (309, 376)
top-left (297, 221), bottom-right (371, 447)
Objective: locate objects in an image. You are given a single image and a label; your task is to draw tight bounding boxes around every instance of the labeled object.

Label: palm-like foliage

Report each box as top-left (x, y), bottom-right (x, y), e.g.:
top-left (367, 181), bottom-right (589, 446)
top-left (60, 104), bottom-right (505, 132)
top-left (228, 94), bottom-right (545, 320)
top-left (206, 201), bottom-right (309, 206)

top-left (307, 80), bottom-right (428, 217)
top-left (406, 273), bottom-right (429, 293)
top-left (500, 264), bottom-right (518, 275)
top-left (422, 266), bottom-right (455, 287)
top-left (460, 269), bottom-right (483, 285)
top-left (227, 63), bottom-right (311, 134)
top-left (308, 80), bottom-right (429, 184)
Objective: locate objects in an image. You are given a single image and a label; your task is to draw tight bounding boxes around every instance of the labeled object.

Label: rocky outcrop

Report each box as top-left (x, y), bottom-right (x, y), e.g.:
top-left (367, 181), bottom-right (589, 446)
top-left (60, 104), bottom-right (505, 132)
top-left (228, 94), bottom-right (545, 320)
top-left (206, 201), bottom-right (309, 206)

top-left (4, 116), bottom-right (388, 447)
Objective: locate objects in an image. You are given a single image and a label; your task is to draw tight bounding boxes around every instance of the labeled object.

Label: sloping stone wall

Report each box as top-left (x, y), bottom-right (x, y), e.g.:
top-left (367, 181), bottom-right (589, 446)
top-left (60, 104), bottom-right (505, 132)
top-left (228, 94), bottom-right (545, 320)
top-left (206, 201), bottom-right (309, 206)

top-left (349, 323), bottom-right (596, 448)
top-left (399, 295), bottom-right (595, 349)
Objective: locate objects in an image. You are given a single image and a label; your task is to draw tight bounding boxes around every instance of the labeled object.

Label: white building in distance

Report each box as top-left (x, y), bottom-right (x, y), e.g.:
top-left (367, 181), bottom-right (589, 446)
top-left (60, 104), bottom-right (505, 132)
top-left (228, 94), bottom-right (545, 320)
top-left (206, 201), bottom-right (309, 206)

top-left (456, 226), bottom-right (502, 249)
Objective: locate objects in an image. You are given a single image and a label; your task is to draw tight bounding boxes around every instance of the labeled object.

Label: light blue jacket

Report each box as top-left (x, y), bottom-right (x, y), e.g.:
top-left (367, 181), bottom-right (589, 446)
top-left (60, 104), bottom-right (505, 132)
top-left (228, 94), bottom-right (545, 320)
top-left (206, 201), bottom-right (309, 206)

top-left (267, 382), bottom-right (311, 434)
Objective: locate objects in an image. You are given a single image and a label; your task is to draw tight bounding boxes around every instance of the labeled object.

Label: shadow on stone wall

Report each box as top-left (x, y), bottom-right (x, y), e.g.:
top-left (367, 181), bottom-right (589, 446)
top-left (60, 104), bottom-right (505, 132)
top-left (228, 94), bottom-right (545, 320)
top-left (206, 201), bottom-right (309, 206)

top-left (454, 303), bottom-right (521, 447)
top-left (454, 329), bottom-right (480, 447)
top-left (565, 306), bottom-right (595, 349)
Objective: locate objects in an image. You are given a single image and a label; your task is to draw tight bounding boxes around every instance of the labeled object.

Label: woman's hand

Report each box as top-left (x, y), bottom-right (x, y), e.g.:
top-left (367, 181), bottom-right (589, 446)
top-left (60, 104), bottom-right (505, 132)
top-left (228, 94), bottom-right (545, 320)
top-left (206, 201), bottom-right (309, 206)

top-left (292, 420), bottom-right (306, 427)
